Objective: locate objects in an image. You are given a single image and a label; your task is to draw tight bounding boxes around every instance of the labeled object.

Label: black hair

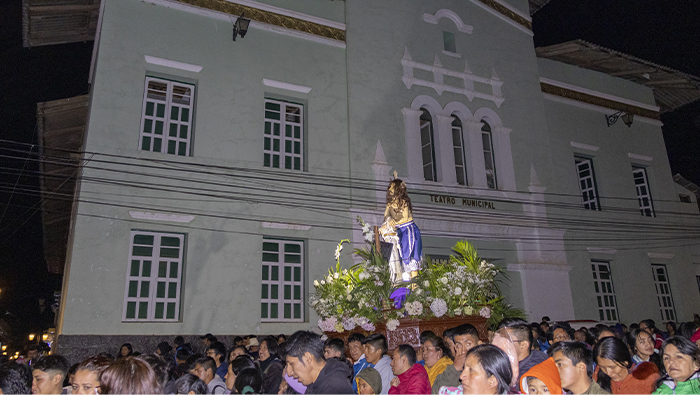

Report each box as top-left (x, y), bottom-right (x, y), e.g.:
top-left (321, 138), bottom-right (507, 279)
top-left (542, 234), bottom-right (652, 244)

top-left (175, 373), bottom-right (207, 394)
top-left (33, 355), bottom-right (70, 377)
top-left (396, 345), bottom-right (417, 366)
top-left (139, 353), bottom-right (171, 389)
top-left (230, 355), bottom-right (258, 376)
top-left (666, 321), bottom-right (677, 333)
top-left (174, 336), bottom-right (185, 347)
top-left (362, 333), bottom-right (389, 355)
top-left (497, 318), bottom-right (533, 350)
top-left (347, 333), bottom-right (366, 344)
top-left (593, 337), bottom-right (632, 393)
top-left (419, 331), bottom-right (436, 345)
top-left (278, 334), bottom-right (287, 342)
top-left (207, 341), bottom-right (227, 362)
top-left (67, 362), bottom-right (79, 377)
top-left (467, 344), bottom-right (513, 394)
top-left (228, 345), bottom-right (248, 363)
top-left (629, 328), bottom-right (663, 371)
top-left (423, 334), bottom-right (451, 359)
top-left (234, 368), bottom-right (263, 395)
top-left (27, 344), bottom-right (40, 352)
top-left (193, 356), bottom-right (217, 374)
top-left (261, 336), bottom-right (280, 356)
top-left (654, 336), bottom-right (700, 392)
top-left (542, 316), bottom-right (550, 322)
top-left (232, 336), bottom-right (244, 345)
top-left (548, 322), bottom-right (575, 343)
top-left (443, 328), bottom-right (455, 342)
top-left (451, 323), bottom-right (480, 341)
top-left (678, 322), bottom-right (699, 340)
top-left (324, 338), bottom-right (346, 355)
top-left (284, 331), bottom-right (324, 363)
top-left (0, 362), bottom-right (32, 394)
top-left (552, 341), bottom-right (594, 378)
top-left (640, 319), bottom-right (657, 330)
top-left (176, 347), bottom-right (193, 362)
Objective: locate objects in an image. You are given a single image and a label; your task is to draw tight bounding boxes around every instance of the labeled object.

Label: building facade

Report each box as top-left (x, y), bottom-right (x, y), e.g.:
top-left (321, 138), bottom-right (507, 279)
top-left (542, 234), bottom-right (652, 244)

top-left (44, 0), bottom-right (700, 354)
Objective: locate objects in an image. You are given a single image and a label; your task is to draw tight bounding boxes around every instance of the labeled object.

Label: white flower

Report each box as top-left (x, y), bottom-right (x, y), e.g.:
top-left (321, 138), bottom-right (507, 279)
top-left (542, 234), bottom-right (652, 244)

top-left (335, 244), bottom-right (343, 260)
top-left (406, 301), bottom-right (423, 316)
top-left (479, 306), bottom-right (491, 319)
top-left (364, 230), bottom-right (375, 243)
top-left (361, 321), bottom-right (376, 331)
top-left (440, 277), bottom-right (448, 285)
top-left (334, 272), bottom-right (340, 279)
top-left (354, 315), bottom-right (369, 326)
top-left (415, 288), bottom-right (423, 295)
top-left (423, 281), bottom-right (430, 287)
top-left (374, 280), bottom-right (384, 286)
top-left (347, 294), bottom-right (353, 301)
top-left (464, 306), bottom-right (474, 315)
top-left (386, 319), bottom-right (400, 331)
top-left (430, 298), bottom-right (448, 317)
top-left (454, 308), bottom-right (462, 316)
top-left (454, 286), bottom-right (462, 295)
top-left (314, 280), bottom-right (319, 287)
top-left (321, 280), bottom-right (326, 285)
top-left (327, 277), bottom-right (333, 284)
top-left (342, 316), bottom-right (356, 331)
top-left (318, 317), bottom-right (338, 332)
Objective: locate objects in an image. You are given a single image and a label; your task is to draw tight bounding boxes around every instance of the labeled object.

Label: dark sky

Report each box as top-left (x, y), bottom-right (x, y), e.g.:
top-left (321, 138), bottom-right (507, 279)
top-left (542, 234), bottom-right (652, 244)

top-left (0, 0), bottom-right (698, 342)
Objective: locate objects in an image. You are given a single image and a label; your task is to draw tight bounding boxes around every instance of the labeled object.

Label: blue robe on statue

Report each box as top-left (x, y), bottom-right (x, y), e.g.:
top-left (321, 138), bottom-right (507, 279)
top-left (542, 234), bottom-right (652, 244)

top-left (395, 220), bottom-right (422, 272)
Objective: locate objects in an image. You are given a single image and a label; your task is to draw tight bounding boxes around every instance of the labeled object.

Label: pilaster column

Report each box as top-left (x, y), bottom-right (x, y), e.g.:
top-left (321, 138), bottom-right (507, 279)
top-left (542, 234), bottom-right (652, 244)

top-left (435, 114), bottom-right (457, 185)
top-left (402, 108), bottom-right (424, 182)
top-left (465, 120), bottom-right (487, 188)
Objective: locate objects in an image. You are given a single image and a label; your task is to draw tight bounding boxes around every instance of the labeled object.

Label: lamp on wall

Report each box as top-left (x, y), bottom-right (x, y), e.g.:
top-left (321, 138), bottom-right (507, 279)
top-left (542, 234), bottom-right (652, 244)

top-left (606, 110), bottom-right (634, 127)
top-left (232, 12), bottom-right (250, 41)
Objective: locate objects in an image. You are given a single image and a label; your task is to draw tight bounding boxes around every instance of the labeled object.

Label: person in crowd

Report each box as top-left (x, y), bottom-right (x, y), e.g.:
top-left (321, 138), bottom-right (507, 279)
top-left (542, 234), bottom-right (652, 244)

top-left (593, 337), bottom-right (659, 394)
top-left (541, 321), bottom-right (551, 335)
top-left (324, 338), bottom-right (346, 359)
top-left (225, 355), bottom-right (257, 392)
top-left (677, 322), bottom-right (699, 341)
top-left (157, 341), bottom-right (175, 360)
top-left (27, 344), bottom-right (41, 366)
top-left (551, 341), bottom-right (609, 395)
top-left (665, 322), bottom-right (677, 338)
top-left (363, 333), bottom-right (395, 394)
top-left (389, 344), bottom-right (430, 394)
top-left (141, 353), bottom-right (176, 394)
top-left (640, 320), bottom-right (664, 350)
top-left (0, 362), bottom-right (32, 394)
top-left (66, 363), bottom-right (79, 387)
top-left (443, 328), bottom-right (456, 357)
top-left (259, 336), bottom-right (285, 394)
top-left (519, 357), bottom-right (563, 395)
top-left (356, 367), bottom-right (382, 395)
top-left (175, 373), bottom-right (208, 395)
top-left (691, 330), bottom-right (700, 349)
top-left (422, 334), bottom-right (453, 387)
top-left (532, 324), bottom-right (550, 353)
top-left (630, 328), bottom-right (663, 371)
top-left (348, 333), bottom-right (372, 393)
top-left (548, 323), bottom-right (575, 346)
top-left (278, 335), bottom-right (287, 344)
top-left (71, 355), bottom-right (112, 395)
top-left (597, 329), bottom-right (617, 343)
top-left (247, 338), bottom-right (260, 360)
top-left (228, 345), bottom-right (248, 363)
top-left (234, 368), bottom-right (263, 395)
top-left (498, 318), bottom-right (548, 383)
top-left (118, 343), bottom-right (133, 359)
top-left (100, 356), bottom-right (160, 394)
top-left (32, 355), bottom-right (70, 395)
top-left (439, 344), bottom-right (513, 395)
top-left (191, 357), bottom-right (227, 394)
top-left (432, 323), bottom-right (482, 393)
top-left (575, 330), bottom-right (587, 343)
top-left (206, 341), bottom-right (229, 381)
top-left (417, 331), bottom-right (437, 365)
top-left (200, 334), bottom-right (217, 348)
top-left (283, 330), bottom-right (352, 394)
top-left (653, 336), bottom-right (700, 394)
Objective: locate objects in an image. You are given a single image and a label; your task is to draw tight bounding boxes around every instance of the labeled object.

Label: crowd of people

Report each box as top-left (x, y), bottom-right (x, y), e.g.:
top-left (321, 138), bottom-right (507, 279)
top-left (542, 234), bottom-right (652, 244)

top-left (0, 316), bottom-right (699, 394)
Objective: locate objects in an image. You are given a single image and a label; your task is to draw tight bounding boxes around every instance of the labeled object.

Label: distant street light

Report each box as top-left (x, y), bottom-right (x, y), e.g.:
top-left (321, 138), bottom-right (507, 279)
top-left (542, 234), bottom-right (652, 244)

top-left (28, 334), bottom-right (35, 341)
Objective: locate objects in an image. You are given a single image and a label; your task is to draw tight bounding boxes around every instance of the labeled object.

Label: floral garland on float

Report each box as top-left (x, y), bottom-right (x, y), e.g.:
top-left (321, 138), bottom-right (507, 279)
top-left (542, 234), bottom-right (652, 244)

top-left (310, 216), bottom-right (522, 337)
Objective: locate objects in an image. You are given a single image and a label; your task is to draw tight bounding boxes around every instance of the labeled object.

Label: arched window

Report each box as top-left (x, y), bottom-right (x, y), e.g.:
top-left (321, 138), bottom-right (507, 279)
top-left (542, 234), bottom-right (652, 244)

top-left (451, 116), bottom-right (467, 185)
top-left (420, 109), bottom-right (437, 182)
top-left (481, 120), bottom-right (497, 189)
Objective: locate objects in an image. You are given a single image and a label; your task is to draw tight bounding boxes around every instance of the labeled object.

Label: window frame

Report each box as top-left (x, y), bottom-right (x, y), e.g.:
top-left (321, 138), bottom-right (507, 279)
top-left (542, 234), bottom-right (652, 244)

top-left (139, 77), bottom-right (195, 156)
top-left (575, 156), bottom-right (600, 210)
top-left (261, 238), bottom-right (304, 323)
top-left (263, 98), bottom-right (304, 171)
top-left (451, 116), bottom-right (468, 186)
top-left (123, 231), bottom-right (185, 322)
top-left (419, 108), bottom-right (437, 182)
top-left (481, 121), bottom-right (497, 189)
top-left (591, 260), bottom-right (619, 322)
top-left (633, 167), bottom-right (655, 217)
top-left (651, 264), bottom-right (676, 321)
top-left (443, 31), bottom-right (457, 53)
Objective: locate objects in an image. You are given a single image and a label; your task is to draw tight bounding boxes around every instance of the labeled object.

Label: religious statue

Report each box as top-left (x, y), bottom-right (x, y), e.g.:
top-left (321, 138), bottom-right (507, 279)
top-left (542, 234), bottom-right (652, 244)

top-left (379, 173), bottom-right (423, 283)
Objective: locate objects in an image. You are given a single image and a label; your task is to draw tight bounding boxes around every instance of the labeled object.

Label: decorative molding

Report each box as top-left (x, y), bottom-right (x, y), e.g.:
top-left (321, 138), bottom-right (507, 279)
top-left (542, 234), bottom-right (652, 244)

top-left (422, 9), bottom-right (473, 33)
top-left (262, 78), bottom-right (311, 94)
top-left (542, 93), bottom-right (664, 126)
top-left (628, 153), bottom-right (653, 162)
top-left (570, 141), bottom-right (599, 152)
top-left (143, 0), bottom-right (345, 47)
top-left (469, 0), bottom-right (533, 35)
top-left (144, 55), bottom-right (203, 73)
top-left (540, 82), bottom-right (660, 120)
top-left (507, 263), bottom-right (573, 273)
top-left (128, 211), bottom-right (195, 223)
top-left (442, 50), bottom-right (461, 58)
top-left (648, 252), bottom-right (674, 260)
top-left (228, 0), bottom-right (345, 30)
top-left (587, 247), bottom-right (617, 255)
top-left (402, 47), bottom-right (504, 107)
top-left (261, 222), bottom-right (311, 231)
top-left (540, 78), bottom-right (660, 112)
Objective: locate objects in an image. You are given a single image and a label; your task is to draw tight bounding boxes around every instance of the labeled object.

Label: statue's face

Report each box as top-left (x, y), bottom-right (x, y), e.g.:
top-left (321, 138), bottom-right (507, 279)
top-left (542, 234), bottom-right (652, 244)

top-left (388, 183), bottom-right (395, 196)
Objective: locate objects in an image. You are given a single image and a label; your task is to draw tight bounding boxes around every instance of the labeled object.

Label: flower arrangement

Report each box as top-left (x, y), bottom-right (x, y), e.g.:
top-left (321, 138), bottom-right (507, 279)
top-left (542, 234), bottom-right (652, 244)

top-left (310, 217), bottom-right (518, 333)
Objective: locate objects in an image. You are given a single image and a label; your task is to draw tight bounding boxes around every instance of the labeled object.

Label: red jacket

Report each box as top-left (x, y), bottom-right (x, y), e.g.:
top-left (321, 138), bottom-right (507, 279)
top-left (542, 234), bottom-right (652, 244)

top-left (389, 363), bottom-right (431, 395)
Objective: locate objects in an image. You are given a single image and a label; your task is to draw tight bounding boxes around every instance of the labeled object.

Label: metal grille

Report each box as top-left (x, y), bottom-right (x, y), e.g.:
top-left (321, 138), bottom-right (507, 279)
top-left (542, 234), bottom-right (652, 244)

top-left (633, 167), bottom-right (655, 217)
top-left (591, 260), bottom-right (618, 322)
top-left (576, 157), bottom-right (600, 210)
top-left (261, 239), bottom-right (304, 322)
top-left (139, 77), bottom-right (194, 156)
top-left (264, 99), bottom-right (303, 170)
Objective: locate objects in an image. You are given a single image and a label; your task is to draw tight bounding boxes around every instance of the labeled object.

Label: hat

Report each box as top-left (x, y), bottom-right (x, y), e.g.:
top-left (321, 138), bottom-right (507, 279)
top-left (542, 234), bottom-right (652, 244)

top-left (519, 357), bottom-right (563, 395)
top-left (356, 367), bottom-right (382, 394)
top-left (691, 328), bottom-right (700, 344)
top-left (157, 342), bottom-right (173, 354)
top-left (247, 338), bottom-right (259, 349)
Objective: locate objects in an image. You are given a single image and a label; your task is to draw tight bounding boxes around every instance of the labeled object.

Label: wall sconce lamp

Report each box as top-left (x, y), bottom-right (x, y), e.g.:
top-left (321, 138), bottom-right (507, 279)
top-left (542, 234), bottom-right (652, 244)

top-left (232, 13), bottom-right (250, 41)
top-left (606, 110), bottom-right (633, 127)
top-left (28, 334), bottom-right (35, 341)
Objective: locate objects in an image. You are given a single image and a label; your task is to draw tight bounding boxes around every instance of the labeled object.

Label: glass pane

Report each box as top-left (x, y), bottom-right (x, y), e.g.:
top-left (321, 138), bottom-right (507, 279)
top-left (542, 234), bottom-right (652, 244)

top-left (271, 285), bottom-right (278, 299)
top-left (155, 302), bottom-right (164, 319)
top-left (140, 281), bottom-right (150, 297)
top-left (284, 267), bottom-right (291, 281)
top-left (294, 126), bottom-right (300, 139)
top-left (178, 142), bottom-right (187, 156)
top-left (155, 121), bottom-right (163, 135)
top-left (161, 237), bottom-right (180, 247)
top-left (262, 253), bottom-right (278, 262)
top-left (126, 302), bottom-right (136, 319)
top-left (262, 265), bottom-right (269, 281)
top-left (264, 153), bottom-right (270, 167)
top-left (271, 266), bottom-right (279, 281)
top-left (138, 301), bottom-right (148, 319)
top-left (285, 244), bottom-right (300, 253)
top-left (128, 281), bottom-right (138, 297)
top-left (294, 303), bottom-right (301, 319)
top-left (265, 111), bottom-right (280, 121)
top-left (169, 123), bottom-right (178, 137)
top-left (160, 247), bottom-right (180, 258)
top-left (285, 254), bottom-right (301, 264)
top-left (166, 303), bottom-right (176, 319)
top-left (180, 125), bottom-right (188, 139)
top-left (181, 108), bottom-right (189, 122)
top-left (284, 303), bottom-right (291, 319)
top-left (144, 119), bottom-right (153, 133)
top-left (132, 246), bottom-right (153, 257)
top-left (157, 282), bottom-right (165, 298)
top-left (294, 285), bottom-right (301, 300)
top-left (169, 262), bottom-right (178, 278)
top-left (264, 137), bottom-right (271, 151)
top-left (443, 31), bottom-right (456, 52)
top-left (274, 123), bottom-right (280, 136)
top-left (294, 141), bottom-right (300, 154)
top-left (263, 242), bottom-right (279, 252)
top-left (142, 261), bottom-right (151, 277)
top-left (141, 136), bottom-right (151, 151)
top-left (156, 103), bottom-right (165, 118)
top-left (294, 267), bottom-right (301, 282)
top-left (262, 284), bottom-right (268, 299)
top-left (145, 102), bottom-right (154, 116)
top-left (272, 155), bottom-right (279, 168)
top-left (271, 303), bottom-right (278, 319)
top-left (168, 282), bottom-right (177, 298)
top-left (171, 106), bottom-right (179, 120)
top-left (152, 138), bottom-right (161, 152)
top-left (158, 262), bottom-right (167, 277)
top-left (285, 140), bottom-right (292, 153)
top-left (261, 303), bottom-right (268, 318)
top-left (172, 85), bottom-right (191, 105)
top-left (168, 140), bottom-right (176, 154)
top-left (294, 157), bottom-right (300, 170)
top-left (286, 124), bottom-right (292, 138)
top-left (284, 285), bottom-right (291, 299)
top-left (273, 139), bottom-right (280, 152)
top-left (130, 260), bottom-right (140, 276)
top-left (265, 122), bottom-right (271, 135)
top-left (265, 101), bottom-right (280, 111)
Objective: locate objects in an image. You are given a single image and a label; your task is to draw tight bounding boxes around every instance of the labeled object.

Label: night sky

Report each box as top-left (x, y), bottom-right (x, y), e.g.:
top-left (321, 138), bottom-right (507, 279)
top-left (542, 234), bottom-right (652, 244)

top-left (0, 0), bottom-right (698, 344)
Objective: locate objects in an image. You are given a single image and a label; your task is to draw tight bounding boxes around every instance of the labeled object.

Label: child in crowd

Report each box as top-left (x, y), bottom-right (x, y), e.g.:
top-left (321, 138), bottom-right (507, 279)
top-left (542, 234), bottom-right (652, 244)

top-left (356, 367), bottom-right (382, 395)
top-left (519, 358), bottom-right (563, 394)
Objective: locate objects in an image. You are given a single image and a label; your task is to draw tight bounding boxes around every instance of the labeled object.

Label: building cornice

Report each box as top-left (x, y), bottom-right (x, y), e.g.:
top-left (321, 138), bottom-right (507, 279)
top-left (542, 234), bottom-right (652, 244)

top-left (540, 82), bottom-right (661, 120)
top-left (475, 0), bottom-right (532, 31)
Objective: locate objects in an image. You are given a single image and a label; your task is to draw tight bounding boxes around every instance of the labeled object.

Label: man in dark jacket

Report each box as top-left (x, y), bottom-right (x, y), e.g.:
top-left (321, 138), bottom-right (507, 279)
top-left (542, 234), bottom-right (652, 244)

top-left (284, 331), bottom-right (353, 394)
top-left (389, 345), bottom-right (431, 394)
top-left (498, 318), bottom-right (548, 383)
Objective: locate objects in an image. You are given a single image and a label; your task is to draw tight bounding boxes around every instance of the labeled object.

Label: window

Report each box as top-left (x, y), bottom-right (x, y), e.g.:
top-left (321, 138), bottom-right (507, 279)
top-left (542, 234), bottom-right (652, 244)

top-left (139, 77), bottom-right (194, 156)
top-left (575, 157), bottom-right (600, 210)
top-left (697, 275), bottom-right (700, 294)
top-left (633, 167), bottom-right (654, 217)
top-left (443, 31), bottom-right (456, 53)
top-left (420, 109), bottom-right (437, 182)
top-left (261, 239), bottom-right (304, 322)
top-left (481, 121), bottom-right (497, 189)
top-left (652, 265), bottom-right (676, 321)
top-left (123, 231), bottom-right (185, 321)
top-left (452, 116), bottom-right (467, 185)
top-left (591, 260), bottom-right (619, 322)
top-left (264, 99), bottom-right (303, 170)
